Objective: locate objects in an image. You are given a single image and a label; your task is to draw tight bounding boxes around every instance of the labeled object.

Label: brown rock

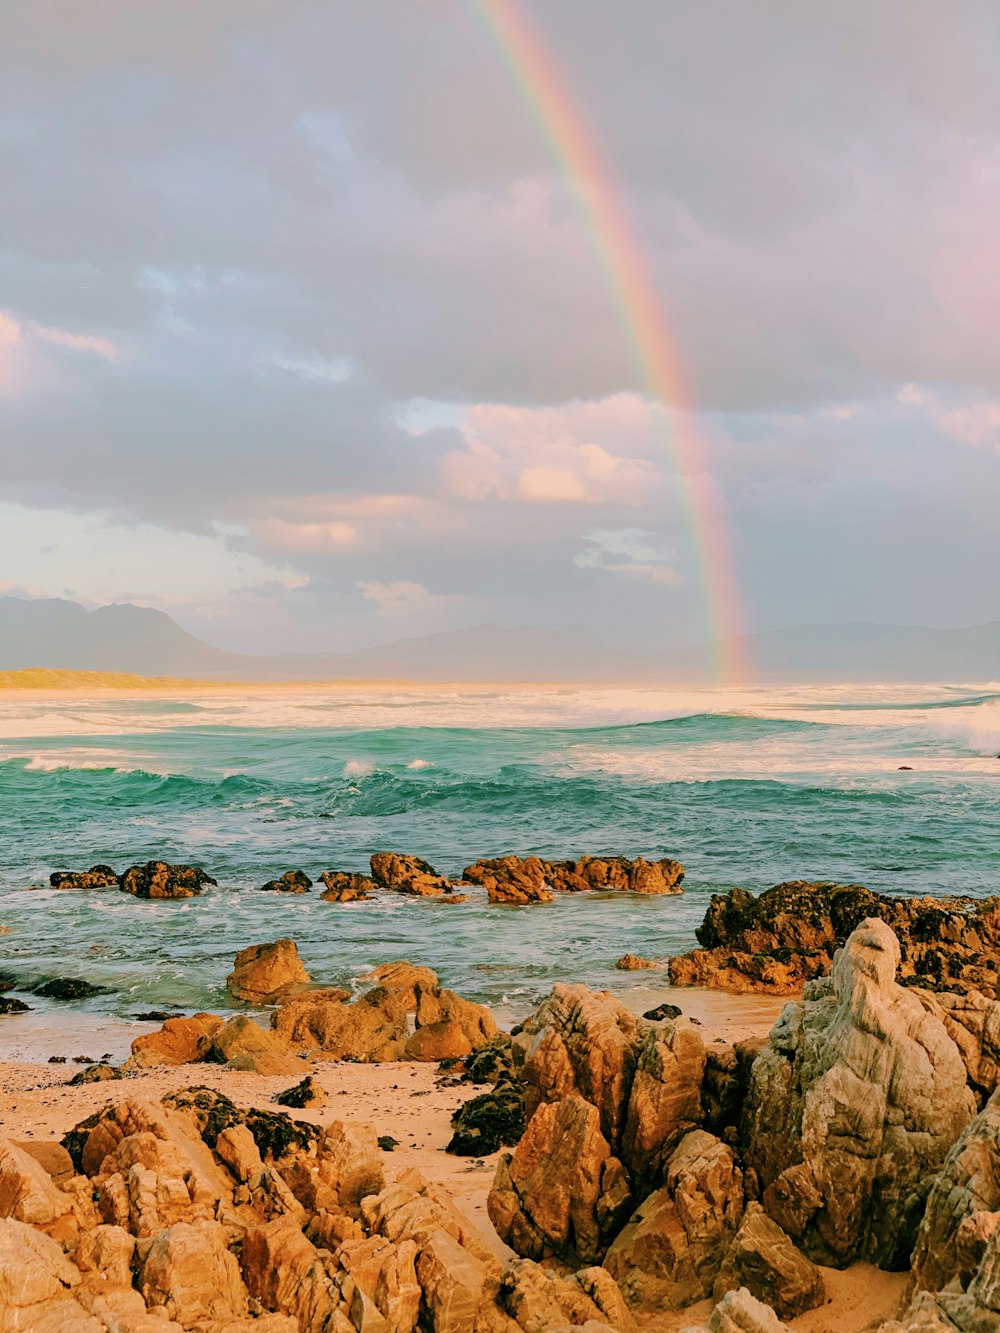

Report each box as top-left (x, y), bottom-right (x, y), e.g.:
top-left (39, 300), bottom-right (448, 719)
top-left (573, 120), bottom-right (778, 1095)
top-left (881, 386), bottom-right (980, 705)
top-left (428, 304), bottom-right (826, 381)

top-left (130, 1013), bottom-right (224, 1068)
top-left (258, 869), bottom-right (312, 894)
top-left (138, 1219), bottom-right (249, 1325)
top-left (621, 1020), bottom-right (706, 1190)
top-left (362, 960), bottom-right (440, 1008)
top-left (488, 1093), bottom-right (632, 1266)
top-left (0, 1218), bottom-right (96, 1327)
top-left (226, 939), bottom-right (310, 1003)
top-left (200, 1014), bottom-right (307, 1075)
top-left (362, 1167), bottom-right (496, 1265)
top-left (615, 953), bottom-right (663, 970)
top-left (119, 861), bottom-right (216, 899)
top-left (462, 856), bottom-right (554, 904)
top-left (0, 1138), bottom-right (76, 1239)
top-left (416, 1228), bottom-right (490, 1333)
top-left (274, 1075), bottom-right (327, 1109)
top-left (743, 918), bottom-right (975, 1269)
top-left (320, 870), bottom-right (374, 902)
top-left (49, 864), bottom-right (118, 890)
top-left (272, 986), bottom-right (408, 1061)
top-left (370, 851), bottom-right (454, 896)
top-left (604, 1130), bottom-right (744, 1312)
top-left (12, 1141), bottom-right (73, 1187)
top-left (406, 987), bottom-right (499, 1061)
top-left (546, 854), bottom-right (685, 895)
top-left (331, 1233), bottom-right (420, 1332)
top-left (75, 1223), bottom-right (136, 1287)
top-left (713, 1204), bottom-right (825, 1320)
top-left (281, 1121), bottom-right (385, 1219)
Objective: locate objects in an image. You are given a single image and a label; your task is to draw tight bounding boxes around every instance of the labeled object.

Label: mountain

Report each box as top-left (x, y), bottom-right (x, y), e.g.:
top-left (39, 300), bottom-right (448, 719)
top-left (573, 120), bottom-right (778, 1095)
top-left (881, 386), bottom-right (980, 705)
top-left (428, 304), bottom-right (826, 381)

top-left (1, 597), bottom-right (998, 683)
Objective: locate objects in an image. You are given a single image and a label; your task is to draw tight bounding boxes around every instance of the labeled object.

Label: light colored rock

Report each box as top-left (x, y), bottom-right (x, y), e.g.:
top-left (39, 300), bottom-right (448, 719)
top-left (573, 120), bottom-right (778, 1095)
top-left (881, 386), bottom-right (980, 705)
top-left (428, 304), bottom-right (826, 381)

top-left (0, 1137), bottom-right (76, 1239)
top-left (226, 939), bottom-right (310, 1003)
top-left (604, 1130), bottom-right (744, 1312)
top-left (331, 1233), bottom-right (421, 1333)
top-left (713, 1204), bottom-right (824, 1321)
top-left (362, 1168), bottom-right (496, 1266)
top-left (708, 1286), bottom-right (791, 1332)
top-left (240, 1218), bottom-right (343, 1333)
top-left (281, 1121), bottom-right (384, 1219)
top-left (743, 918), bottom-right (975, 1268)
top-left (201, 1014), bottom-right (309, 1075)
top-left (416, 1228), bottom-right (490, 1333)
top-left (139, 1219), bottom-right (249, 1326)
top-left (129, 1013), bottom-right (224, 1068)
top-left (488, 1093), bottom-right (632, 1266)
top-left (272, 987), bottom-right (408, 1061)
top-left (75, 1223), bottom-right (136, 1287)
top-left (406, 988), bottom-right (499, 1061)
top-left (363, 961), bottom-right (440, 1008)
top-left (0, 1216), bottom-right (82, 1308)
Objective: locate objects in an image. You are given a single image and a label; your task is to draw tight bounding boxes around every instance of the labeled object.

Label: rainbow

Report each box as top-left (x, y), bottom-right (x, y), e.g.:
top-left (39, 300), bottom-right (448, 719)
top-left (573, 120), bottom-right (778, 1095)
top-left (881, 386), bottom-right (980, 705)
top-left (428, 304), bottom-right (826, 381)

top-left (473, 0), bottom-right (748, 682)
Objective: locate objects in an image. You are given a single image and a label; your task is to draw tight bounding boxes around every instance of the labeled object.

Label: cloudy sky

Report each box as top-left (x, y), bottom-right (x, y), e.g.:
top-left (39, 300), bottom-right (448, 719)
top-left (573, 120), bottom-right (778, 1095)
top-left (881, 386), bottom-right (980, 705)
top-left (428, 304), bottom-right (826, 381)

top-left (1, 1), bottom-right (999, 655)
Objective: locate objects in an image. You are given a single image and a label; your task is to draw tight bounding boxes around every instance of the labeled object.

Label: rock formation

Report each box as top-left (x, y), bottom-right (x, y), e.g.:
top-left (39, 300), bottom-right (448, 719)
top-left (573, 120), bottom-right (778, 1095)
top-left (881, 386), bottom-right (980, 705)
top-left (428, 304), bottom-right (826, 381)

top-left (370, 852), bottom-right (453, 896)
top-left (319, 871), bottom-right (374, 902)
top-left (258, 869), bottom-right (313, 894)
top-left (463, 853), bottom-right (684, 902)
top-left (119, 861), bottom-right (217, 900)
top-left (670, 880), bottom-right (1000, 996)
top-left (49, 864), bottom-right (119, 890)
top-left (226, 940), bottom-right (310, 1003)
top-left (742, 917), bottom-right (975, 1269)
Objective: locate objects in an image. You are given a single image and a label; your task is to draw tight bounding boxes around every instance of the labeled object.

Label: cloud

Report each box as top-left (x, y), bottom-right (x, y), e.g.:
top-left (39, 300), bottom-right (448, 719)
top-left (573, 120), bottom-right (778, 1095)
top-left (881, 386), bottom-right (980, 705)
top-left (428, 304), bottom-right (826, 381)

top-left (898, 382), bottom-right (1000, 451)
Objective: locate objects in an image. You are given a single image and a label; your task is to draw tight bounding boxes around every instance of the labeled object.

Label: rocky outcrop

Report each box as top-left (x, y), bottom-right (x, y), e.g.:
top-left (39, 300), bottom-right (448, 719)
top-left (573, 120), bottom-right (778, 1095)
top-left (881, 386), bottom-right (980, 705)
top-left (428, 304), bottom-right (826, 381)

top-left (743, 917), bottom-right (975, 1269)
top-left (226, 939), bottom-right (310, 1003)
top-left (319, 871), bottom-right (374, 902)
top-left (370, 852), bottom-right (453, 896)
top-left (130, 1013), bottom-right (224, 1068)
top-left (489, 1092), bottom-right (633, 1266)
top-left (463, 853), bottom-right (684, 902)
top-left (404, 986), bottom-right (499, 1061)
top-left (604, 1130), bottom-right (744, 1312)
top-left (616, 953), bottom-right (663, 970)
top-left (272, 986), bottom-right (409, 1062)
top-left (712, 1203), bottom-right (825, 1320)
top-left (200, 1014), bottom-right (309, 1075)
top-left (49, 864), bottom-right (118, 890)
top-left (671, 880), bottom-right (1000, 996)
top-left (258, 869), bottom-right (312, 894)
top-left (462, 857), bottom-right (555, 904)
top-left (119, 861), bottom-right (217, 900)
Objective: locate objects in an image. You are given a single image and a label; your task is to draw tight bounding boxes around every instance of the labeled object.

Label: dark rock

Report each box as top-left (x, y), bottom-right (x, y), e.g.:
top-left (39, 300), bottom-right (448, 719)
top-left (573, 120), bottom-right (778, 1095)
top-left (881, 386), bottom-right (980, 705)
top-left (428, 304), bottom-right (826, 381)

top-left (0, 996), bottom-right (30, 1014)
top-left (32, 978), bottom-right (107, 1000)
top-left (319, 870), bottom-right (374, 902)
top-left (447, 1082), bottom-right (526, 1156)
top-left (460, 1034), bottom-right (518, 1085)
top-left (273, 1075), bottom-right (326, 1109)
top-left (258, 869), bottom-right (312, 894)
top-left (68, 1063), bottom-right (121, 1085)
top-left (49, 864), bottom-right (118, 890)
top-left (378, 1135), bottom-right (399, 1152)
top-left (160, 1086), bottom-right (318, 1162)
top-left (0, 972), bottom-right (18, 992)
top-left (643, 1002), bottom-right (682, 1021)
top-left (131, 1009), bottom-right (176, 1022)
top-left (47, 1055), bottom-right (66, 1063)
top-left (119, 860), bottom-right (217, 899)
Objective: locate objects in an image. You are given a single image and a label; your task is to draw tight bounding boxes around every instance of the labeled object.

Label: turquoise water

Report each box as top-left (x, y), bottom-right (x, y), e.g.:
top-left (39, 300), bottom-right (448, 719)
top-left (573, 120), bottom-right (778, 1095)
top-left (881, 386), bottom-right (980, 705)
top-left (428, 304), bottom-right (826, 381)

top-left (0, 683), bottom-right (998, 1057)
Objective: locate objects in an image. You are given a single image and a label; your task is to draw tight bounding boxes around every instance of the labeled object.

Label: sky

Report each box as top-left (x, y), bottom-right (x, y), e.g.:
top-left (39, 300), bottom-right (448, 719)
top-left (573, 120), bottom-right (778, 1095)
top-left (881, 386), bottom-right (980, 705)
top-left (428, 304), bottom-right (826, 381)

top-left (1, 0), bottom-right (999, 657)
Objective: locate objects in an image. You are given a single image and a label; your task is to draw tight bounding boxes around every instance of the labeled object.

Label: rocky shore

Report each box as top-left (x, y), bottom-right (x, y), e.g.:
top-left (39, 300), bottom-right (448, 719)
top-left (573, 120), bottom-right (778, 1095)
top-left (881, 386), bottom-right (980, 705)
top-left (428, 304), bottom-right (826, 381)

top-left (3, 907), bottom-right (1000, 1329)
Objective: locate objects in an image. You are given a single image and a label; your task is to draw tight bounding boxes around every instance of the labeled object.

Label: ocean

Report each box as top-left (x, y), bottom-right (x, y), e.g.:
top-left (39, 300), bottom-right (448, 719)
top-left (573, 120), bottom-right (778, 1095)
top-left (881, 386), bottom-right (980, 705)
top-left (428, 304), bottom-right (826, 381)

top-left (1, 681), bottom-right (998, 1060)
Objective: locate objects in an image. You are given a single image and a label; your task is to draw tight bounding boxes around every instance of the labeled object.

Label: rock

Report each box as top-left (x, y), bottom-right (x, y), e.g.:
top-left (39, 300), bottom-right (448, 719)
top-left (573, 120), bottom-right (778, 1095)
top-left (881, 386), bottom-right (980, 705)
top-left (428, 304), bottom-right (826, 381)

top-left (457, 1034), bottom-right (518, 1085)
top-left (416, 1228), bottom-right (490, 1332)
top-left (616, 954), bottom-right (664, 970)
top-left (621, 1021), bottom-right (706, 1190)
top-left (281, 1121), bottom-right (385, 1219)
top-left (258, 869), bottom-right (312, 894)
top-left (68, 1063), bottom-right (121, 1084)
top-left (462, 856), bottom-right (555, 904)
top-left (274, 1075), bottom-right (327, 1109)
top-left (447, 1083), bottom-right (526, 1156)
top-left (488, 1093), bottom-right (632, 1266)
top-left (0, 1217), bottom-right (94, 1325)
top-left (370, 851), bottom-right (454, 896)
top-left (75, 1223), bottom-right (136, 1286)
top-left (743, 918), bottom-right (975, 1269)
top-left (139, 1218), bottom-right (249, 1325)
top-left (49, 865), bottom-right (118, 890)
top-left (240, 1218), bottom-right (343, 1332)
top-left (319, 870), bottom-right (375, 902)
top-left (119, 860), bottom-right (216, 899)
top-left (226, 939), bottom-right (310, 1003)
top-left (406, 987), bottom-right (499, 1061)
top-left (497, 1257), bottom-right (636, 1331)
top-left (160, 1088), bottom-right (318, 1164)
top-left (604, 1130), bottom-right (744, 1312)
top-left (32, 977), bottom-right (106, 1000)
top-left (713, 1204), bottom-right (825, 1320)
top-left (200, 1014), bottom-right (306, 1075)
top-left (0, 1138), bottom-right (77, 1238)
top-left (706, 1286), bottom-right (791, 1332)
top-left (130, 1013), bottom-right (224, 1067)
top-left (929, 988), bottom-right (1000, 1102)
top-left (701, 1039), bottom-right (765, 1142)
top-left (0, 995), bottom-right (30, 1014)
top-left (330, 1232), bottom-right (421, 1333)
top-left (911, 1088), bottom-right (1000, 1291)
top-left (363, 1167), bottom-right (496, 1265)
top-left (273, 986), bottom-right (408, 1062)
top-left (671, 880), bottom-right (1000, 996)
top-left (14, 1143), bottom-right (73, 1186)
top-left (362, 961), bottom-right (440, 1008)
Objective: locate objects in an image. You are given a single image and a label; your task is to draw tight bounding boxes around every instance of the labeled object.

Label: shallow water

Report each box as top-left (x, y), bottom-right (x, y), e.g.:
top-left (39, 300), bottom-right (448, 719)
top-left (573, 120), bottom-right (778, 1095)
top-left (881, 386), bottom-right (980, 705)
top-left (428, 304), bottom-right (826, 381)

top-left (1, 681), bottom-right (998, 1057)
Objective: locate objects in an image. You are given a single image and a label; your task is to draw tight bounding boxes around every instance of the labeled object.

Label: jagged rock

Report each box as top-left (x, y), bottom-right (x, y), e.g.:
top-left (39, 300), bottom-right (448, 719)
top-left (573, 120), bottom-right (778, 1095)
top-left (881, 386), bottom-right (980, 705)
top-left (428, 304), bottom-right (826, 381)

top-left (15, 1142), bottom-right (73, 1186)
top-left (226, 939), bottom-right (310, 1003)
top-left (743, 918), bottom-right (975, 1269)
top-left (200, 1014), bottom-right (308, 1075)
top-left (0, 1138), bottom-right (77, 1240)
top-left (929, 988), bottom-right (1000, 1102)
top-left (272, 986), bottom-right (409, 1061)
top-left (912, 1088), bottom-right (1000, 1291)
top-left (448, 1082), bottom-right (526, 1156)
top-left (671, 881), bottom-right (1000, 996)
top-left (489, 1093), bottom-right (632, 1266)
top-left (330, 1233), bottom-right (421, 1332)
top-left (274, 1075), bottom-right (327, 1109)
top-left (258, 869), bottom-right (313, 894)
top-left (0, 1218), bottom-right (97, 1329)
top-left (130, 1013), bottom-right (224, 1067)
top-left (604, 1130), bottom-right (744, 1312)
top-left (704, 1286), bottom-right (791, 1332)
top-left (701, 1040), bottom-right (765, 1142)
top-left (405, 986), bottom-right (499, 1060)
top-left (462, 856), bottom-right (555, 904)
top-left (49, 865), bottom-right (118, 890)
top-left (370, 851), bottom-right (454, 896)
top-left (0, 995), bottom-right (30, 1014)
top-left (416, 1228), bottom-right (491, 1332)
top-left (161, 1088), bottom-right (318, 1163)
top-left (497, 1258), bottom-right (636, 1331)
top-left (138, 1218), bottom-right (249, 1325)
top-left (242, 1218), bottom-right (346, 1332)
top-left (616, 954), bottom-right (663, 970)
top-left (713, 1204), bottom-right (824, 1320)
top-left (281, 1121), bottom-right (384, 1219)
top-left (621, 1021), bottom-right (706, 1190)
top-left (362, 961), bottom-right (440, 1008)
top-left (119, 861), bottom-right (216, 899)
top-left (76, 1223), bottom-right (137, 1286)
top-left (320, 870), bottom-right (375, 902)
top-left (363, 1167), bottom-right (496, 1265)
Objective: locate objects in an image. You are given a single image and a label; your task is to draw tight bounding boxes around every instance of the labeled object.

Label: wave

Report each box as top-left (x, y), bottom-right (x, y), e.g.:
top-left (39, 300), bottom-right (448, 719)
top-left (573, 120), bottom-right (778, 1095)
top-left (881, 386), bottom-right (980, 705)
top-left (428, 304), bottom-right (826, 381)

top-left (922, 701), bottom-right (1000, 757)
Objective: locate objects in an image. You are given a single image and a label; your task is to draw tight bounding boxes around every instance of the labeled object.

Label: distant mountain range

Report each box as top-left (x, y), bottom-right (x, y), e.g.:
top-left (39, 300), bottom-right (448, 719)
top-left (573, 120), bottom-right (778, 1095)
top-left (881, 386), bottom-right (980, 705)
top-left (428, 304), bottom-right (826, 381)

top-left (1, 596), bottom-right (998, 683)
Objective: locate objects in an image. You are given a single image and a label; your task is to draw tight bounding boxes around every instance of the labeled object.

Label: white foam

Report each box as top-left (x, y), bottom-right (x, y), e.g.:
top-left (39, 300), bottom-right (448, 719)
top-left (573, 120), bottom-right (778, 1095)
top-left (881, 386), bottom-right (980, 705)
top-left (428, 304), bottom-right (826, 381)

top-left (343, 759), bottom-right (374, 778)
top-left (406, 758), bottom-right (432, 770)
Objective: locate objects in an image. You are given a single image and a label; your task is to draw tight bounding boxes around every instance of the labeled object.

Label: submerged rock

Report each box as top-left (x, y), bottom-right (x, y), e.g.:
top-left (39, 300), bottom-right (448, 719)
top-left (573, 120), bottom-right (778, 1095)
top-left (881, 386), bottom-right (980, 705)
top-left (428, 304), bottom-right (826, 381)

top-left (464, 853), bottom-right (685, 902)
top-left (0, 996), bottom-right (30, 1014)
top-left (671, 880), bottom-right (1000, 996)
top-left (258, 869), bottom-right (313, 894)
top-left (319, 870), bottom-right (374, 901)
top-left (49, 864), bottom-right (118, 890)
top-left (370, 851), bottom-right (454, 896)
top-left (118, 860), bottom-right (217, 900)
top-left (32, 978), bottom-right (107, 1001)
top-left (226, 939), bottom-right (310, 1003)
top-left (462, 856), bottom-right (555, 904)
top-left (616, 953), bottom-right (664, 970)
